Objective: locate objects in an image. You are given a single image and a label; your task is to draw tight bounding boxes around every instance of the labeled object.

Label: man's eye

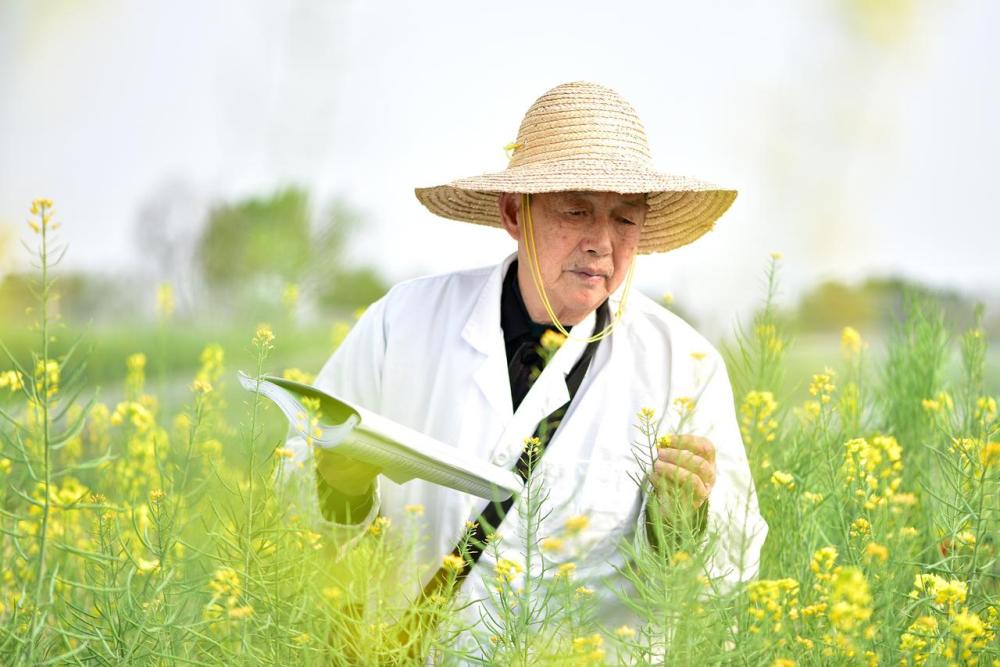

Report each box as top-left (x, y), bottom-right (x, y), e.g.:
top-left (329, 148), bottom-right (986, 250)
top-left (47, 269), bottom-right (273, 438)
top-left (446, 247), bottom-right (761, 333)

top-left (565, 209), bottom-right (586, 217)
top-left (619, 217), bottom-right (636, 226)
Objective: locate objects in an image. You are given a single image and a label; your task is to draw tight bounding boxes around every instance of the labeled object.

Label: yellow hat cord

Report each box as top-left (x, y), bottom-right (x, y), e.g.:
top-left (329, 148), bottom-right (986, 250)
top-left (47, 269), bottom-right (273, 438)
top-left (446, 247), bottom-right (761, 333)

top-left (521, 193), bottom-right (634, 343)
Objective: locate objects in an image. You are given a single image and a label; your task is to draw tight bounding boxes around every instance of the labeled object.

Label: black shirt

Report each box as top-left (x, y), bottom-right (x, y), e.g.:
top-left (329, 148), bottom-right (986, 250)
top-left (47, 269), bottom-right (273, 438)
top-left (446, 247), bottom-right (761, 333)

top-left (500, 260), bottom-right (565, 412)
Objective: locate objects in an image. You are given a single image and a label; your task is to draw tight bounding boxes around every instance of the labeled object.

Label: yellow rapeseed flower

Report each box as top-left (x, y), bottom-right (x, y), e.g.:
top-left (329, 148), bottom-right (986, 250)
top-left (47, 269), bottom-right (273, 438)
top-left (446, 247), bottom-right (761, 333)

top-left (754, 323), bottom-right (785, 354)
top-left (828, 566), bottom-right (872, 633)
top-left (955, 530), bottom-right (976, 548)
top-left (615, 625), bottom-right (637, 639)
top-left (539, 330), bottom-right (567, 353)
top-left (863, 542), bottom-right (889, 563)
top-left (564, 514), bottom-right (589, 533)
top-left (770, 470), bottom-right (795, 491)
top-left (808, 367), bottom-right (836, 404)
top-left (899, 615), bottom-right (938, 663)
top-left (740, 390), bottom-right (779, 446)
top-left (442, 554), bottom-right (466, 573)
top-left (156, 283), bottom-right (175, 321)
top-left (191, 379), bottom-right (213, 394)
top-left (980, 441), bottom-right (1000, 468)
top-left (494, 558), bottom-right (523, 584)
top-left (282, 283), bottom-right (299, 310)
top-left (948, 609), bottom-right (988, 661)
top-left (840, 326), bottom-right (863, 355)
top-left (810, 546), bottom-right (838, 581)
top-left (841, 434), bottom-right (904, 510)
top-left (555, 562), bottom-right (577, 579)
top-left (30, 198), bottom-right (53, 215)
top-left (802, 491), bottom-right (824, 504)
top-left (281, 368), bottom-right (315, 385)
top-left (522, 436), bottom-right (541, 458)
top-left (909, 573), bottom-right (967, 612)
top-left (801, 400), bottom-right (821, 420)
top-left (849, 517), bottom-right (871, 540)
top-left (253, 324), bottom-right (275, 350)
top-left (572, 634), bottom-right (605, 663)
top-left (0, 370), bottom-right (24, 392)
top-left (673, 396), bottom-right (697, 415)
top-left (34, 359), bottom-right (60, 399)
top-left (136, 557), bottom-right (160, 574)
top-left (541, 537), bottom-right (564, 553)
top-left (367, 516), bottom-right (391, 537)
top-left (975, 396), bottom-right (997, 423)
top-left (228, 605), bottom-right (253, 619)
top-left (404, 503), bottom-right (425, 516)
top-left (747, 578), bottom-right (800, 634)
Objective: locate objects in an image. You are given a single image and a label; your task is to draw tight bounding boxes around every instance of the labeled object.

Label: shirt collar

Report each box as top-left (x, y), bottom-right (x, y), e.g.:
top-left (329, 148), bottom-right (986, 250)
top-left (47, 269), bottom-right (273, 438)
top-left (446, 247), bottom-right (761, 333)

top-left (501, 259), bottom-right (559, 348)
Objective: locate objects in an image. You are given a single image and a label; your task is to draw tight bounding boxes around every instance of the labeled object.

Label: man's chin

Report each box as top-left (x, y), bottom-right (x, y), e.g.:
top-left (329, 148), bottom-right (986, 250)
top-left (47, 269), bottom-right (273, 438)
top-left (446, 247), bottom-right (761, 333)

top-left (560, 293), bottom-right (608, 323)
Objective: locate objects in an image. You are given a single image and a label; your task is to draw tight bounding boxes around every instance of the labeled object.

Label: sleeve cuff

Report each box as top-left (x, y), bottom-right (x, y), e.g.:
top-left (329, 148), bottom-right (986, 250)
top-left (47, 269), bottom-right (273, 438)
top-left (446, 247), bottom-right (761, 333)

top-left (277, 434), bottom-right (382, 560)
top-left (636, 486), bottom-right (709, 556)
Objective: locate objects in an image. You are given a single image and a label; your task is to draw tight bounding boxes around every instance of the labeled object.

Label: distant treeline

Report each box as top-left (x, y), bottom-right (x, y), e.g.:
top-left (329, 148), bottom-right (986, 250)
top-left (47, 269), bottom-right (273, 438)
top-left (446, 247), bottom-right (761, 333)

top-left (794, 277), bottom-right (994, 335)
top-left (0, 187), bottom-right (388, 325)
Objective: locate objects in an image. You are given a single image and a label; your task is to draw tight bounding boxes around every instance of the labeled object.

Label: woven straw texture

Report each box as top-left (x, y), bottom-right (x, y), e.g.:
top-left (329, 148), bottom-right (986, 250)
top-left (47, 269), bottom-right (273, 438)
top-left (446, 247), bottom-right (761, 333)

top-left (414, 81), bottom-right (737, 255)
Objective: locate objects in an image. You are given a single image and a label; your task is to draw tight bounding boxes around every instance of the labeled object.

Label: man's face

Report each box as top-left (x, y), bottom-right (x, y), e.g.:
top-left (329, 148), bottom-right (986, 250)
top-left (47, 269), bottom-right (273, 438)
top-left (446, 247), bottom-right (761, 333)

top-left (498, 191), bottom-right (646, 326)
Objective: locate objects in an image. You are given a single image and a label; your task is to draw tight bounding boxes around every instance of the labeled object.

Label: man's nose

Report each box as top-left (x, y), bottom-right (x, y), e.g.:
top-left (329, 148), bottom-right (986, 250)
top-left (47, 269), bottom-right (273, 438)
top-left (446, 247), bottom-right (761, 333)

top-left (583, 215), bottom-right (614, 256)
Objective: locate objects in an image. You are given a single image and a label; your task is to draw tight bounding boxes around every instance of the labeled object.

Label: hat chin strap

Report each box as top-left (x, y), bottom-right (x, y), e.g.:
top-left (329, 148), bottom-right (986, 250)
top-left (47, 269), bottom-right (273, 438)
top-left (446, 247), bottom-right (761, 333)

top-left (520, 193), bottom-right (634, 343)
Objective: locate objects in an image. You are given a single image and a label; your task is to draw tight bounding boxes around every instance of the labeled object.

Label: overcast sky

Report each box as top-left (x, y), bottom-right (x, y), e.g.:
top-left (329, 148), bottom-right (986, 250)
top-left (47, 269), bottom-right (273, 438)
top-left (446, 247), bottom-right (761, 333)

top-left (1, 0), bottom-right (997, 339)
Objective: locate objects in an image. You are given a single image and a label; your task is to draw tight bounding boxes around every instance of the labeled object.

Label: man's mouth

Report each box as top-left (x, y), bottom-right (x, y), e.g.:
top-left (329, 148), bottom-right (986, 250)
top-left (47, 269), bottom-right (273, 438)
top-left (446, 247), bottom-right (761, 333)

top-left (569, 268), bottom-right (609, 283)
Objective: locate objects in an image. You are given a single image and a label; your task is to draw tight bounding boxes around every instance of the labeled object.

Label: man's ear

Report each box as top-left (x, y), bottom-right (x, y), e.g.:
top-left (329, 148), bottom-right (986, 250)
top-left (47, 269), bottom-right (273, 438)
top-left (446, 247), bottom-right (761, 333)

top-left (497, 193), bottom-right (521, 242)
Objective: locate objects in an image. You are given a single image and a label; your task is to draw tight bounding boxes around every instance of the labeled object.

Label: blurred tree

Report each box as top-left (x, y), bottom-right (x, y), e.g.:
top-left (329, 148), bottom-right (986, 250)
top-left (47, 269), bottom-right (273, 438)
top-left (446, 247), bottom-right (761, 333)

top-left (797, 280), bottom-right (877, 330)
top-left (0, 271), bottom-right (136, 326)
top-left (795, 275), bottom-right (976, 333)
top-left (132, 177), bottom-right (205, 315)
top-left (194, 187), bottom-right (386, 315)
top-left (0, 224), bottom-right (14, 277)
top-left (197, 187), bottom-right (315, 290)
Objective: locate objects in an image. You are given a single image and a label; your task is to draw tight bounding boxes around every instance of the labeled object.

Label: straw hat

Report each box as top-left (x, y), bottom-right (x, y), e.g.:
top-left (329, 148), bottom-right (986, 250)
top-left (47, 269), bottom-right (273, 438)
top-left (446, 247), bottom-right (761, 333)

top-left (414, 81), bottom-right (737, 255)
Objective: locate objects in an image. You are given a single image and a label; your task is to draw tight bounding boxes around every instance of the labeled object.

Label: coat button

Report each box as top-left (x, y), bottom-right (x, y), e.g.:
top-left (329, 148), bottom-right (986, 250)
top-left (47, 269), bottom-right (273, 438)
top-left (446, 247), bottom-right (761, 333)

top-left (493, 451), bottom-right (509, 466)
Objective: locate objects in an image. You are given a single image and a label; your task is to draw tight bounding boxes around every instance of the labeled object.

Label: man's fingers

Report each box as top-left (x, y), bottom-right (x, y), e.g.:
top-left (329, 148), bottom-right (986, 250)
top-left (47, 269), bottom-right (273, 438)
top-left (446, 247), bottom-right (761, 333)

top-left (666, 434), bottom-right (716, 463)
top-left (651, 461), bottom-right (709, 504)
top-left (656, 447), bottom-right (716, 487)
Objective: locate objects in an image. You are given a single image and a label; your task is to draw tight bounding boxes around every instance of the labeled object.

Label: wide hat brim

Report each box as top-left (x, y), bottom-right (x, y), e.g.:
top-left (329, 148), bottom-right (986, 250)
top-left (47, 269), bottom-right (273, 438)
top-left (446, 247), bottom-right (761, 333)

top-left (415, 158), bottom-right (736, 255)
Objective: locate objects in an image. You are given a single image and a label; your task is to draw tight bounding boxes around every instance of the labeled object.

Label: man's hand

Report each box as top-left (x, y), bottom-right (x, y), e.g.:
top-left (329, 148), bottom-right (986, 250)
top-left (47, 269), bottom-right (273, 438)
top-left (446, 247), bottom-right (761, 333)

top-left (650, 434), bottom-right (716, 511)
top-left (315, 448), bottom-right (381, 497)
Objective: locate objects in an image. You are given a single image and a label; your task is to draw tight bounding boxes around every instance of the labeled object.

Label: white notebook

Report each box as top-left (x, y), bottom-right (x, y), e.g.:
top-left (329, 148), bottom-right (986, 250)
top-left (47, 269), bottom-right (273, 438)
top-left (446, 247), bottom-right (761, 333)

top-left (238, 372), bottom-right (521, 502)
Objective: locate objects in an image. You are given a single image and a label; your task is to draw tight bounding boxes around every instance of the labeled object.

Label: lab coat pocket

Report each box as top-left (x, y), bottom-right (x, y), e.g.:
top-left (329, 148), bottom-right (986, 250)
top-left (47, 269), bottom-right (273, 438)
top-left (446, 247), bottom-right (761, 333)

top-left (571, 459), bottom-right (644, 560)
top-left (533, 458), bottom-right (584, 518)
top-left (583, 459), bottom-right (643, 515)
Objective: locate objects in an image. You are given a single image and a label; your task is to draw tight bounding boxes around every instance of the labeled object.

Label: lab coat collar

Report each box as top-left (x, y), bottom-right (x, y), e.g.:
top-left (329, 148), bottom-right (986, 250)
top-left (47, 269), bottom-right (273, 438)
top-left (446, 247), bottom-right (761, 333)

top-left (460, 254), bottom-right (514, 356)
top-left (462, 253), bottom-right (602, 451)
top-left (461, 253), bottom-right (599, 373)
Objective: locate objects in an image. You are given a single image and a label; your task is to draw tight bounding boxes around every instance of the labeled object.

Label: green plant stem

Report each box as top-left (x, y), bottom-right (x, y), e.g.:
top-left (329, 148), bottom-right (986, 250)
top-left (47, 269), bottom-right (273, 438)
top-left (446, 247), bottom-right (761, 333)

top-left (28, 206), bottom-right (53, 665)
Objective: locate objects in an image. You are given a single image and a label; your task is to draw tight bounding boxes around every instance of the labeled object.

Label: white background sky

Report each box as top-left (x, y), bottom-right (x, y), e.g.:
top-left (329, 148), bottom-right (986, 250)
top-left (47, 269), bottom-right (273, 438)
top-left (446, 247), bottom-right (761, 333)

top-left (1, 0), bottom-right (997, 339)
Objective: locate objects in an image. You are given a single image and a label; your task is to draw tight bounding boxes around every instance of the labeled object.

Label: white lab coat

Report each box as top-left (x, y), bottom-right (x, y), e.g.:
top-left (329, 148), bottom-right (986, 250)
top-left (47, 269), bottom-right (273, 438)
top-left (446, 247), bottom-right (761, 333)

top-left (280, 252), bottom-right (767, 657)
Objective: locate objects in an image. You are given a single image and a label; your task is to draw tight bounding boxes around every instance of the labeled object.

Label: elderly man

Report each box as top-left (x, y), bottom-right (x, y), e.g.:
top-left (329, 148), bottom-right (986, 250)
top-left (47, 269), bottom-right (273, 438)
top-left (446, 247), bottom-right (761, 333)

top-left (283, 81), bottom-right (767, 655)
